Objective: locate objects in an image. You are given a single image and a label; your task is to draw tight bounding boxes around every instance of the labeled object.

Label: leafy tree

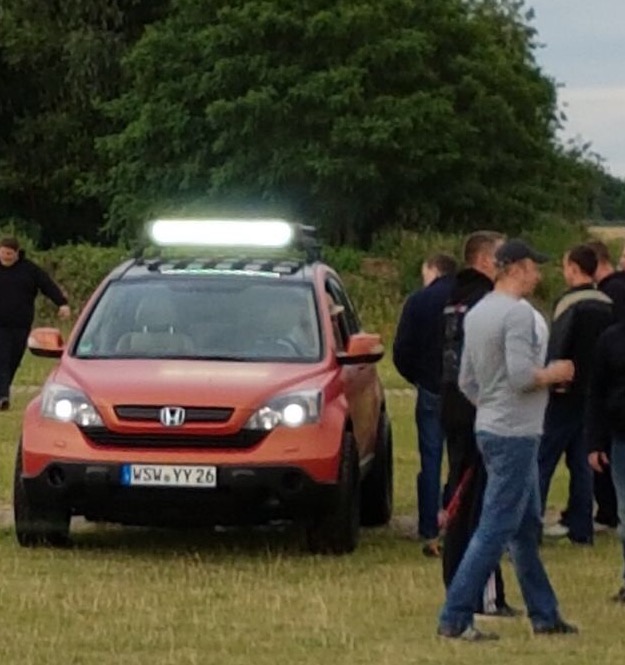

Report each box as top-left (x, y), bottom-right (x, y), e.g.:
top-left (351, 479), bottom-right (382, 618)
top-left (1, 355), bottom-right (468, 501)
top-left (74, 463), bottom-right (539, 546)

top-left (97, 0), bottom-right (583, 245)
top-left (593, 171), bottom-right (625, 222)
top-left (0, 0), bottom-right (167, 245)
top-left (0, 0), bottom-right (610, 247)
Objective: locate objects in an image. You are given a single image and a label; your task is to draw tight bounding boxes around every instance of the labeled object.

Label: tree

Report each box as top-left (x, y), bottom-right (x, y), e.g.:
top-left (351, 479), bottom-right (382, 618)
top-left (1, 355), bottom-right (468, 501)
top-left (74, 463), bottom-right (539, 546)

top-left (97, 0), bottom-right (579, 245)
top-left (0, 0), bottom-right (167, 245)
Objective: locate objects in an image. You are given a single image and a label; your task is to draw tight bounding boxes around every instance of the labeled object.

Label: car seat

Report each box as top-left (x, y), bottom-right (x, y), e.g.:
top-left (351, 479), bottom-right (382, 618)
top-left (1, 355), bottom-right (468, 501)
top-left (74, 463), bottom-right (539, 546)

top-left (115, 292), bottom-right (196, 356)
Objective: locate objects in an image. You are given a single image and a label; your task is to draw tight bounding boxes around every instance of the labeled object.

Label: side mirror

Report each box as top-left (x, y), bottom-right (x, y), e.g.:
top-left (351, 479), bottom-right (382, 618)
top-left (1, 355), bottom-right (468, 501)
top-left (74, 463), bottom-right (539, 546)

top-left (337, 333), bottom-right (384, 365)
top-left (28, 327), bottom-right (65, 359)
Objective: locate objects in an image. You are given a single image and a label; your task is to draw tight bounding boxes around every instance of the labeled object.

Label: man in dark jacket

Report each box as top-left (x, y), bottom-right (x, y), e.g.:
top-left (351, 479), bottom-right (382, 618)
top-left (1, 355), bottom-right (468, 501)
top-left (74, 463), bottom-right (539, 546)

top-left (393, 253), bottom-right (457, 553)
top-left (585, 240), bottom-right (625, 529)
top-left (586, 320), bottom-right (625, 603)
top-left (439, 230), bottom-right (520, 617)
top-left (539, 244), bottom-right (614, 545)
top-left (0, 237), bottom-right (70, 409)
top-left (588, 240), bottom-right (625, 323)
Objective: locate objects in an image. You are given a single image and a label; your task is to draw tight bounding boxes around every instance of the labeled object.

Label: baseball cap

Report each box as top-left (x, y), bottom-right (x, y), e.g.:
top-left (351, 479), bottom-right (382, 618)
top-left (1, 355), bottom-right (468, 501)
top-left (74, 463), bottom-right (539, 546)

top-left (495, 238), bottom-right (549, 267)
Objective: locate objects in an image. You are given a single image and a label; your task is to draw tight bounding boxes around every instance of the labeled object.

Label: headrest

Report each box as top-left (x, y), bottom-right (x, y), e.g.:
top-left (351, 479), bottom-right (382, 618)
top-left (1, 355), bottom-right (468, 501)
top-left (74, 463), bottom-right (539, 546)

top-left (135, 293), bottom-right (177, 331)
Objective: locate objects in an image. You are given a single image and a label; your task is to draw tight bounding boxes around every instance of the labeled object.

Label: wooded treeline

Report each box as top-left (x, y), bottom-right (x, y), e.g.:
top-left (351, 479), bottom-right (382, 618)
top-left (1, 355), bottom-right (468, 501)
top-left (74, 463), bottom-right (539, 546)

top-left (1, 0), bottom-right (624, 248)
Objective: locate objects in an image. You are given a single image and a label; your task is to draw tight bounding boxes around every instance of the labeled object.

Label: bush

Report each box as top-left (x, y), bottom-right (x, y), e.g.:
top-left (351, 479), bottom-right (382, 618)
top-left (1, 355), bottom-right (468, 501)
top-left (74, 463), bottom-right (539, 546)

top-left (31, 244), bottom-right (129, 325)
top-left (24, 217), bottom-right (595, 335)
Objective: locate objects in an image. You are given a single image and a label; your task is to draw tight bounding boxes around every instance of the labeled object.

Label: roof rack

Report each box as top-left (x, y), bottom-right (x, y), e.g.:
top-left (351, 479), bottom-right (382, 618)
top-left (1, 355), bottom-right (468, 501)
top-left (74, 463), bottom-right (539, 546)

top-left (138, 256), bottom-right (305, 276)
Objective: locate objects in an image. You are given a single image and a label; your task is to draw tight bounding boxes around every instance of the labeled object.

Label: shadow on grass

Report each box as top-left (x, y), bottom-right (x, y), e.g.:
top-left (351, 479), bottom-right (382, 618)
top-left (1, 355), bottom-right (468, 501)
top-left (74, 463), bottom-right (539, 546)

top-left (1, 519), bottom-right (402, 563)
top-left (80, 522), bottom-right (305, 557)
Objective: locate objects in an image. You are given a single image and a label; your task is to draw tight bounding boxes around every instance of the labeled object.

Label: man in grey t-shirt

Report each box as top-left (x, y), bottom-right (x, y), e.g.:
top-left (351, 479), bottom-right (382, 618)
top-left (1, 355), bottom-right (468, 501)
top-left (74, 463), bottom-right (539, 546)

top-left (437, 239), bottom-right (577, 641)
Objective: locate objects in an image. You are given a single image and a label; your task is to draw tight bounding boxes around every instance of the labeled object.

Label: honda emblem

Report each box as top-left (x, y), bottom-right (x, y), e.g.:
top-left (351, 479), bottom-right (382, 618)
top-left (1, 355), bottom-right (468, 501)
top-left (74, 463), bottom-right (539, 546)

top-left (159, 406), bottom-right (186, 427)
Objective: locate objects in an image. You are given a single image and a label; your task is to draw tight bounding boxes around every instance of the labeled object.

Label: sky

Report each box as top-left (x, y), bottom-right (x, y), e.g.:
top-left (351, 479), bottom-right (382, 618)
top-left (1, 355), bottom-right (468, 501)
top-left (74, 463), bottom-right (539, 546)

top-left (528, 0), bottom-right (625, 178)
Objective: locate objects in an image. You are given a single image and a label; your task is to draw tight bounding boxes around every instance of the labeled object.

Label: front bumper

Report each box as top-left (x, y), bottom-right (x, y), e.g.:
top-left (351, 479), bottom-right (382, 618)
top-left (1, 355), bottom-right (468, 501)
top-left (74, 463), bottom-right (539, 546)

top-left (22, 462), bottom-right (338, 527)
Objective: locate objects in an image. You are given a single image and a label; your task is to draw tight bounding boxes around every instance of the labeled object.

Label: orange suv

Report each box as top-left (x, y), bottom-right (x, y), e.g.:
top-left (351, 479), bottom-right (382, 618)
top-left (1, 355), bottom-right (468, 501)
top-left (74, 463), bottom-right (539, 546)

top-left (15, 220), bottom-right (393, 553)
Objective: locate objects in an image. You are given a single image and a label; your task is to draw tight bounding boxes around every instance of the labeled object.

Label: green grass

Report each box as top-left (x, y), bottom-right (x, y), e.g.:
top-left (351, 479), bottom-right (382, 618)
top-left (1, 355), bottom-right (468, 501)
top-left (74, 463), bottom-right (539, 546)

top-left (0, 370), bottom-right (623, 664)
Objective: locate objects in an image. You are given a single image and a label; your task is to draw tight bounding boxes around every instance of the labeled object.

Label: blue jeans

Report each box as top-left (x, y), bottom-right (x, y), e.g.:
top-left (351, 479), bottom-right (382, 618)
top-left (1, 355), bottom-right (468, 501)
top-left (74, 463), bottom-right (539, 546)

top-left (539, 399), bottom-right (593, 543)
top-left (416, 386), bottom-right (444, 539)
top-left (439, 432), bottom-right (560, 632)
top-left (610, 440), bottom-right (625, 581)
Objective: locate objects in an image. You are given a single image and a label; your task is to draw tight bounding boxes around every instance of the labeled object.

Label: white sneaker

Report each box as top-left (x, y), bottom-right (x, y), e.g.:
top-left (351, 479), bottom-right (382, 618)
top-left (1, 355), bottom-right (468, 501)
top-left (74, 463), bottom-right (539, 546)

top-left (593, 521), bottom-right (610, 533)
top-left (543, 523), bottom-right (569, 538)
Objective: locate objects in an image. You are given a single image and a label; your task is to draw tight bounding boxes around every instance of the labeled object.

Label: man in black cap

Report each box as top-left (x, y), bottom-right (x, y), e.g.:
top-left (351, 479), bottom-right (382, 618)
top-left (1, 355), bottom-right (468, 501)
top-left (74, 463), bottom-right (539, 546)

top-left (539, 244), bottom-right (614, 545)
top-left (438, 238), bottom-right (577, 641)
top-left (439, 230), bottom-right (516, 615)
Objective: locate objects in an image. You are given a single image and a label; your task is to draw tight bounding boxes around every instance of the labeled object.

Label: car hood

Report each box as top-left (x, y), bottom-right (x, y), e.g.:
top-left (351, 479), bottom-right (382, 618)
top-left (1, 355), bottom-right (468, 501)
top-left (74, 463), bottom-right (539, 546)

top-left (53, 358), bottom-right (330, 408)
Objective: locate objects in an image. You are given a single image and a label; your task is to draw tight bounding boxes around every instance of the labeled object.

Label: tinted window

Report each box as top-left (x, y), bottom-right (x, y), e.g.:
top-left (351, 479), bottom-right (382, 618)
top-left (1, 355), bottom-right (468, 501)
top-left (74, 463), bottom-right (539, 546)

top-left (74, 276), bottom-right (321, 362)
top-left (327, 278), bottom-right (361, 334)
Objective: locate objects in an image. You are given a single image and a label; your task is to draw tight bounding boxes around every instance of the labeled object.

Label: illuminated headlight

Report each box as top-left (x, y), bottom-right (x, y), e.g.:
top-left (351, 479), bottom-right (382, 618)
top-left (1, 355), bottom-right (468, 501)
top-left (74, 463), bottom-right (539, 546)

top-left (41, 383), bottom-right (104, 427)
top-left (244, 391), bottom-right (321, 431)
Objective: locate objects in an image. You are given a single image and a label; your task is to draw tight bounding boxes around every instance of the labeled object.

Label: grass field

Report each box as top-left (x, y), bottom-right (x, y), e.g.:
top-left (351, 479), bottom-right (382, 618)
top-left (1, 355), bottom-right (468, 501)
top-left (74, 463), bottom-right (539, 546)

top-left (588, 225), bottom-right (625, 242)
top-left (0, 355), bottom-right (623, 664)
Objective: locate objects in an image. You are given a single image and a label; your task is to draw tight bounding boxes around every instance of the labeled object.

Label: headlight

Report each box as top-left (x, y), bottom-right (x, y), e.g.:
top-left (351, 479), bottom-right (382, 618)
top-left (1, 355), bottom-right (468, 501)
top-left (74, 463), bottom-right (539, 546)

top-left (41, 383), bottom-right (104, 427)
top-left (244, 391), bottom-right (321, 430)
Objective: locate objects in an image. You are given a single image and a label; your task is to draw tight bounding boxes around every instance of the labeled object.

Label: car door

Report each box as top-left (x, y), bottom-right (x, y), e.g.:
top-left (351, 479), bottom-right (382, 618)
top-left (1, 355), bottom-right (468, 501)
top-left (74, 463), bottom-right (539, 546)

top-left (325, 277), bottom-right (382, 463)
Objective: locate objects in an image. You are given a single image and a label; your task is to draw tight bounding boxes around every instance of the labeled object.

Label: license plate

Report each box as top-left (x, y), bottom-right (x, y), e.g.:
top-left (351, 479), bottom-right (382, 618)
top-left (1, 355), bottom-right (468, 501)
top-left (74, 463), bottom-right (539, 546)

top-left (120, 464), bottom-right (217, 488)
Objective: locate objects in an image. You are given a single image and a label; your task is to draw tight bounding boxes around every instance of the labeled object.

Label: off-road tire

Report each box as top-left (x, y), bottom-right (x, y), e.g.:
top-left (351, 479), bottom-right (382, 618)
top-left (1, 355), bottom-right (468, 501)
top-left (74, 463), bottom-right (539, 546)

top-left (306, 432), bottom-right (360, 554)
top-left (13, 443), bottom-right (71, 547)
top-left (360, 413), bottom-right (393, 526)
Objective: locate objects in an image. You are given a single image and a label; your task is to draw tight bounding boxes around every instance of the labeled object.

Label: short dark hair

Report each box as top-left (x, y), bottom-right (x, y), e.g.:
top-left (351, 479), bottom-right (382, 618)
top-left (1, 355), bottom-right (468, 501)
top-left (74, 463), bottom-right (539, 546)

top-left (424, 253), bottom-right (457, 277)
top-left (0, 236), bottom-right (19, 251)
top-left (586, 239), bottom-right (611, 264)
top-left (566, 244), bottom-right (598, 277)
top-left (463, 231), bottom-right (505, 266)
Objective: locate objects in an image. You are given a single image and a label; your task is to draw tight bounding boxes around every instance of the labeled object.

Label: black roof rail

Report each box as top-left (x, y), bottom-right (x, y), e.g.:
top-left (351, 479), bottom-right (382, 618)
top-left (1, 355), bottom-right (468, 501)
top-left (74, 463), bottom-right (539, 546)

top-left (295, 224), bottom-right (322, 263)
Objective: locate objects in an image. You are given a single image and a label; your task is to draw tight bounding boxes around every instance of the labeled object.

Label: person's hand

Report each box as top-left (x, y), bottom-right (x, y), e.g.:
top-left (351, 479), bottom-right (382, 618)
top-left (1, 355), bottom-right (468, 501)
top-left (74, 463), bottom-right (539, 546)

top-left (546, 359), bottom-right (574, 384)
top-left (588, 451), bottom-right (609, 473)
top-left (58, 305), bottom-right (71, 320)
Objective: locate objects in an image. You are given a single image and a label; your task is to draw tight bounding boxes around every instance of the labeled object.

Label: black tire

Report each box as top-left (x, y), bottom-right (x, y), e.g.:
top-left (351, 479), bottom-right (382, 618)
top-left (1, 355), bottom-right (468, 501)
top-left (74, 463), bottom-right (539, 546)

top-left (306, 432), bottom-right (360, 555)
top-left (13, 443), bottom-right (71, 547)
top-left (360, 412), bottom-right (393, 527)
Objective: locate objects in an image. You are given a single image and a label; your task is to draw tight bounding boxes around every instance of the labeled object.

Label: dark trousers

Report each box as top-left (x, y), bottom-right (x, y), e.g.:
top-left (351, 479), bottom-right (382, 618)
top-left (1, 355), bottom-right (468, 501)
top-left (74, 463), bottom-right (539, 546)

top-left (442, 422), bottom-right (506, 612)
top-left (416, 386), bottom-right (445, 539)
top-left (0, 327), bottom-right (30, 399)
top-left (594, 462), bottom-right (619, 527)
top-left (561, 451), bottom-right (618, 529)
top-left (539, 397), bottom-right (594, 543)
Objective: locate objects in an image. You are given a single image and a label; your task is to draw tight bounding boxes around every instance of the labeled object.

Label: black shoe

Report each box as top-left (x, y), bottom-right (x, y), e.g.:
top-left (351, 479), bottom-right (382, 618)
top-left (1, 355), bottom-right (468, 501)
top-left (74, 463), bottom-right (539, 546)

top-left (533, 618), bottom-right (579, 635)
top-left (437, 625), bottom-right (499, 641)
top-left (611, 587), bottom-right (625, 603)
top-left (477, 603), bottom-right (523, 619)
top-left (0, 398), bottom-right (9, 411)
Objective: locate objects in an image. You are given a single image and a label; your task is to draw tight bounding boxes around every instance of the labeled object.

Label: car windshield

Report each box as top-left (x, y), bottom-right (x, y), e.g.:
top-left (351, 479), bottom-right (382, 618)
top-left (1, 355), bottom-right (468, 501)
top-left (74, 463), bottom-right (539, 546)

top-left (73, 276), bottom-right (322, 362)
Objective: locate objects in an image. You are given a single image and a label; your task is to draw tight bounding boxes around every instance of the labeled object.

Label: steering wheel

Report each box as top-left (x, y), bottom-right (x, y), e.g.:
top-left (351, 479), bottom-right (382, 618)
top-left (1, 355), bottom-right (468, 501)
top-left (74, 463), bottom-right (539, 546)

top-left (254, 336), bottom-right (302, 356)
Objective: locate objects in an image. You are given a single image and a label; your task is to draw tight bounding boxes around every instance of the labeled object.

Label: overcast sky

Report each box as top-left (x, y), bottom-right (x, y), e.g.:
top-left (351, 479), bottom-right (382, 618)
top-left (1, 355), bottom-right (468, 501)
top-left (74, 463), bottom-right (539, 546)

top-left (529, 0), bottom-right (625, 177)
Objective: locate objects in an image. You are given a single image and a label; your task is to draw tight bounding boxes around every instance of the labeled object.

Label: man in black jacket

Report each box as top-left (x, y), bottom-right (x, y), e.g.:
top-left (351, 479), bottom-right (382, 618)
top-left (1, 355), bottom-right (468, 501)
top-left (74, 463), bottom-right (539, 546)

top-left (586, 320), bottom-right (625, 603)
top-left (0, 237), bottom-right (70, 410)
top-left (439, 230), bottom-right (519, 617)
top-left (588, 240), bottom-right (625, 323)
top-left (393, 253), bottom-right (457, 553)
top-left (539, 244), bottom-right (614, 544)
top-left (585, 240), bottom-right (625, 529)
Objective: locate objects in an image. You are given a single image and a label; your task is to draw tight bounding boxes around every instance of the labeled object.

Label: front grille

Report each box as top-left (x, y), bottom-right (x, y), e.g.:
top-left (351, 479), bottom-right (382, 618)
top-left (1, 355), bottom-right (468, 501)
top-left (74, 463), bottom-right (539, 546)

top-left (80, 427), bottom-right (265, 449)
top-left (114, 405), bottom-right (234, 423)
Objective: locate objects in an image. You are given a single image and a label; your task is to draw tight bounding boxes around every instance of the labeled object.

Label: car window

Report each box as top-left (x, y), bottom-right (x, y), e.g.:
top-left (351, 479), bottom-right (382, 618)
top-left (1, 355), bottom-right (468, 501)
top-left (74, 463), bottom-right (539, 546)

top-left (73, 277), bottom-right (322, 362)
top-left (326, 278), bottom-right (361, 335)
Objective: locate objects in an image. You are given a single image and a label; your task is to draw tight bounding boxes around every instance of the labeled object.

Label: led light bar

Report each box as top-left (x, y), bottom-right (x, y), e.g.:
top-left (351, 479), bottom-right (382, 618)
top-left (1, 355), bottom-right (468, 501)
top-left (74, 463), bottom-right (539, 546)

top-left (148, 219), bottom-right (295, 248)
